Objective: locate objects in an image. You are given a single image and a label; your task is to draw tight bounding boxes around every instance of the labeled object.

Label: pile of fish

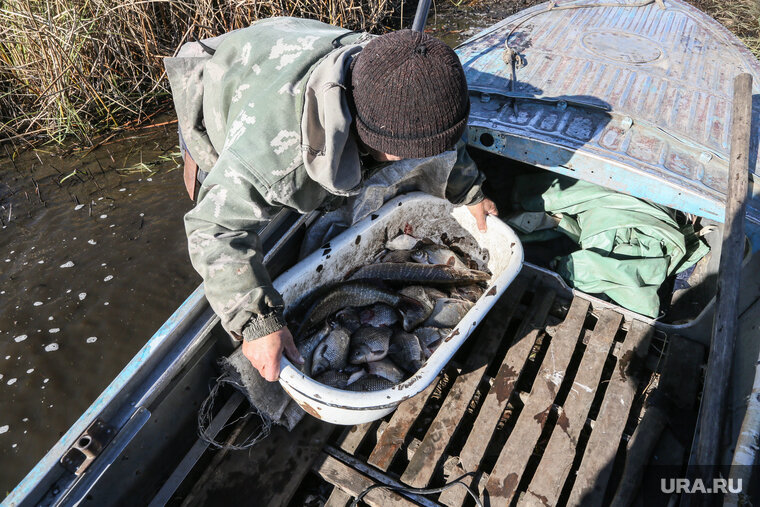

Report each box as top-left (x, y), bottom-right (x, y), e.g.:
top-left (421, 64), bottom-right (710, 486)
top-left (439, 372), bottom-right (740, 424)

top-left (290, 231), bottom-right (491, 391)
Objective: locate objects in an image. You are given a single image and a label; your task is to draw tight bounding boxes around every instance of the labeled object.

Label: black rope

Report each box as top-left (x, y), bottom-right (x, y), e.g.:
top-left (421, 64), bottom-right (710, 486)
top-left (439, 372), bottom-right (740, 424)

top-left (349, 472), bottom-right (483, 506)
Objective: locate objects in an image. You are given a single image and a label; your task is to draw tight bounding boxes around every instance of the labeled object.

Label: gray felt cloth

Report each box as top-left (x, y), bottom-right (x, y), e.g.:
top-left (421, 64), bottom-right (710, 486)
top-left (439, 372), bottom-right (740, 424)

top-left (217, 152), bottom-right (458, 430)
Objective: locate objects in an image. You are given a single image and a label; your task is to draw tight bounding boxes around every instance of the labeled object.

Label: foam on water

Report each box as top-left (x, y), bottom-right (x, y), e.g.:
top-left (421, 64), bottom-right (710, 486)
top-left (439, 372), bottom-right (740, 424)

top-left (44, 344), bottom-right (59, 352)
top-left (60, 261), bottom-right (74, 268)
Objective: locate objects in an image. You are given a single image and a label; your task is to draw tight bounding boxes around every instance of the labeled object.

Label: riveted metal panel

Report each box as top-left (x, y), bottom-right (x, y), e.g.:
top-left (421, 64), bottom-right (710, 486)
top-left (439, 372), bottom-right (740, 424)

top-left (457, 0), bottom-right (760, 230)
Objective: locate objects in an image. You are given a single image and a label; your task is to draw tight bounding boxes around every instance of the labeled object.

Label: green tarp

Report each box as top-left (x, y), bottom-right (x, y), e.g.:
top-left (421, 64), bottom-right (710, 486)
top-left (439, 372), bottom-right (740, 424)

top-left (511, 174), bottom-right (710, 317)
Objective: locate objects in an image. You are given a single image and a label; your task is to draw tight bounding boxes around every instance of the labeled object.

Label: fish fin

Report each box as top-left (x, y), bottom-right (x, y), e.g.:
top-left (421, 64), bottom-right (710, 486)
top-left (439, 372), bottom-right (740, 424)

top-left (446, 256), bottom-right (456, 266)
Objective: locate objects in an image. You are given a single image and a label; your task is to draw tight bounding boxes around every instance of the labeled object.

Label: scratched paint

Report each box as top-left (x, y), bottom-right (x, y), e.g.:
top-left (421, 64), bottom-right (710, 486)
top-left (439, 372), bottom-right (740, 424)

top-left (457, 0), bottom-right (760, 245)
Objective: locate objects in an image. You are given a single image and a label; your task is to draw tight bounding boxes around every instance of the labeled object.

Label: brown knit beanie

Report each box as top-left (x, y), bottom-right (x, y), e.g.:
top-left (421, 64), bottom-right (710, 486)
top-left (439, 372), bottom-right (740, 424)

top-left (350, 29), bottom-right (469, 159)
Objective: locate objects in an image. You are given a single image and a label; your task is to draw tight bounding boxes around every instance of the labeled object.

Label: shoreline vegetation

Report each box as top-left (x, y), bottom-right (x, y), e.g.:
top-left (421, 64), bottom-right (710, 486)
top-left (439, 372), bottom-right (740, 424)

top-left (0, 0), bottom-right (758, 148)
top-left (0, 0), bottom-right (400, 148)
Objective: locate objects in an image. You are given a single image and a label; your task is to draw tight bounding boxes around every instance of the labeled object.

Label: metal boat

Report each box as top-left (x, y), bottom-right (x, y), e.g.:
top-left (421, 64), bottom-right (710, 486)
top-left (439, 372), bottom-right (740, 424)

top-left (5, 0), bottom-right (759, 505)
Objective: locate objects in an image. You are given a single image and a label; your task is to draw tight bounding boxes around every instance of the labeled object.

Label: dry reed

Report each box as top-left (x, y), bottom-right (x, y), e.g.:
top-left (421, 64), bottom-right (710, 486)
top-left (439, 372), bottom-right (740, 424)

top-left (0, 0), bottom-right (399, 146)
top-left (0, 0), bottom-right (758, 146)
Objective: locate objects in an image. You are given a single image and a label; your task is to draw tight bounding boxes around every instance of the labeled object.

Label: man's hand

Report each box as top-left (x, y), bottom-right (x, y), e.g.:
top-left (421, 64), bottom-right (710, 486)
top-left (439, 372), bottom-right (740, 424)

top-left (468, 198), bottom-right (499, 232)
top-left (242, 326), bottom-right (303, 382)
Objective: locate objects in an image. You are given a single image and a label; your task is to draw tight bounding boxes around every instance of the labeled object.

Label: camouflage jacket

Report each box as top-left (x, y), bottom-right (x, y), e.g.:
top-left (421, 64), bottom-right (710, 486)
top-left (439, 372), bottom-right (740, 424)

top-left (164, 17), bottom-right (485, 341)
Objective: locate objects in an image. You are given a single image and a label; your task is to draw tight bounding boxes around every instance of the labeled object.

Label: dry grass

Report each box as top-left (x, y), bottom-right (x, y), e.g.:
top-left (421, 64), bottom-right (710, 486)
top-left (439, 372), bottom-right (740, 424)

top-left (0, 0), bottom-right (758, 146)
top-left (688, 0), bottom-right (760, 57)
top-left (0, 0), bottom-right (398, 146)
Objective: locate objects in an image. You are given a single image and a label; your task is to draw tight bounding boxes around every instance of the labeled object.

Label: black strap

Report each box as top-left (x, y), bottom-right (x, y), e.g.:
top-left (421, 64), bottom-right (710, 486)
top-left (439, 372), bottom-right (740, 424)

top-left (193, 35), bottom-right (216, 56)
top-left (332, 30), bottom-right (361, 48)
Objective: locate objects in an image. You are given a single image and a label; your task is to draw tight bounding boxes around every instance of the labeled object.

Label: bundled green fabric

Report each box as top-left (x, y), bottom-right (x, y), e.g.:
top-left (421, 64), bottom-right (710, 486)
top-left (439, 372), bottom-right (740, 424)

top-left (515, 174), bottom-right (710, 317)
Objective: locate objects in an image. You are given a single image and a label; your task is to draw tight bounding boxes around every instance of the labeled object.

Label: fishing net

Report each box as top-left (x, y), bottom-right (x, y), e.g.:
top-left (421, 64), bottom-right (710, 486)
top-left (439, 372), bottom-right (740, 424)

top-left (197, 347), bottom-right (304, 450)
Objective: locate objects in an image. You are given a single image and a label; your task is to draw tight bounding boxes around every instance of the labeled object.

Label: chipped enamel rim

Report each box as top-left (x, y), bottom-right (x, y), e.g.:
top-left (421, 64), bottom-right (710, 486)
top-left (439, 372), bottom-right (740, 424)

top-left (277, 192), bottom-right (523, 424)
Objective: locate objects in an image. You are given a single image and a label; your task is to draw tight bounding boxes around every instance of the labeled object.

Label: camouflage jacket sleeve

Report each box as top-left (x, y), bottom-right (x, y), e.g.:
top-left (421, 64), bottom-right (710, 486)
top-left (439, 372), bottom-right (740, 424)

top-left (445, 132), bottom-right (486, 206)
top-left (184, 150), bottom-right (287, 341)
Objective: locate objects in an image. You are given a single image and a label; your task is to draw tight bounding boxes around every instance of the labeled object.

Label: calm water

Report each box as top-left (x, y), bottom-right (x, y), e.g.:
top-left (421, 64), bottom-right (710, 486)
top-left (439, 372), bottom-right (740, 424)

top-left (0, 125), bottom-right (200, 495)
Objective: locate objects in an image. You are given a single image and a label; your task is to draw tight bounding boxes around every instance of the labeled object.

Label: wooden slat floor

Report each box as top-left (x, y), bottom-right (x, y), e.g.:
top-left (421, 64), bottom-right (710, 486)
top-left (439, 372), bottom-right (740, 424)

top-left (301, 270), bottom-right (704, 507)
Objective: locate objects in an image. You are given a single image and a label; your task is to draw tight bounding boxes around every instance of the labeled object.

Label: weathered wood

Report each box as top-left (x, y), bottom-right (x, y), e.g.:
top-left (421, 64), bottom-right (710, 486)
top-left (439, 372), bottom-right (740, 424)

top-left (509, 309), bottom-right (621, 506)
top-left (611, 335), bottom-right (704, 507)
top-left (325, 487), bottom-right (354, 507)
top-left (566, 319), bottom-right (653, 507)
top-left (340, 421), bottom-right (375, 454)
top-left (314, 454), bottom-right (417, 507)
top-left (367, 378), bottom-right (440, 471)
top-left (692, 72), bottom-right (752, 492)
top-left (182, 415), bottom-right (334, 507)
top-left (485, 301), bottom-right (611, 505)
top-left (401, 286), bottom-right (554, 489)
top-left (609, 406), bottom-right (667, 507)
top-left (439, 297), bottom-right (590, 507)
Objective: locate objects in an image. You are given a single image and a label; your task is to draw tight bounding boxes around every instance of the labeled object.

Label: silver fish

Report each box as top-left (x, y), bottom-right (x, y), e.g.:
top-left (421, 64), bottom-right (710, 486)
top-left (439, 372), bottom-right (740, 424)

top-left (386, 234), bottom-right (420, 251)
top-left (298, 282), bottom-right (422, 335)
top-left (333, 308), bottom-right (361, 333)
top-left (367, 358), bottom-right (406, 383)
top-left (349, 326), bottom-right (392, 364)
top-left (346, 368), bottom-right (367, 385)
top-left (314, 370), bottom-right (349, 389)
top-left (359, 303), bottom-right (398, 327)
top-left (411, 244), bottom-right (469, 270)
top-left (347, 375), bottom-right (395, 392)
top-left (381, 249), bottom-right (415, 263)
top-left (449, 284), bottom-right (484, 303)
top-left (415, 326), bottom-right (451, 347)
top-left (424, 287), bottom-right (449, 300)
top-left (311, 327), bottom-right (351, 376)
top-left (423, 298), bottom-right (473, 328)
top-left (296, 322), bottom-right (332, 375)
top-left (398, 286), bottom-right (434, 329)
top-left (349, 262), bottom-right (490, 286)
top-left (389, 330), bottom-right (425, 372)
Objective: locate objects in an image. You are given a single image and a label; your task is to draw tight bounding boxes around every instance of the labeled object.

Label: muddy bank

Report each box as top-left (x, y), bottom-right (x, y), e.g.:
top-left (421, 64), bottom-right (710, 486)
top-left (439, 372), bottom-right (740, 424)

top-left (0, 122), bottom-right (200, 494)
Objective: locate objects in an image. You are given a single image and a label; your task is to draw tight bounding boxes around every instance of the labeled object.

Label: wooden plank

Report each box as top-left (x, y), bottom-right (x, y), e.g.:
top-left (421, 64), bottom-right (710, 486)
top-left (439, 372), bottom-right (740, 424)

top-left (400, 286), bottom-right (555, 489)
top-left (314, 454), bottom-right (417, 507)
top-left (690, 73), bottom-right (752, 492)
top-left (509, 309), bottom-right (621, 507)
top-left (439, 297), bottom-right (590, 507)
top-left (339, 421), bottom-right (375, 454)
top-left (484, 301), bottom-right (607, 505)
top-left (182, 415), bottom-right (334, 507)
top-left (367, 377), bottom-right (441, 471)
top-left (611, 335), bottom-right (704, 507)
top-left (564, 319), bottom-right (654, 506)
top-left (325, 487), bottom-right (353, 507)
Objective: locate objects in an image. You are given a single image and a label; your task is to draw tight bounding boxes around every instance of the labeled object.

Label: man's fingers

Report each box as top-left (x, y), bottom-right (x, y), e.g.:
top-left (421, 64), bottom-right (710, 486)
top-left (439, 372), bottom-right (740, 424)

top-left (283, 335), bottom-right (304, 364)
top-left (266, 361), bottom-right (280, 382)
top-left (474, 207), bottom-right (487, 232)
